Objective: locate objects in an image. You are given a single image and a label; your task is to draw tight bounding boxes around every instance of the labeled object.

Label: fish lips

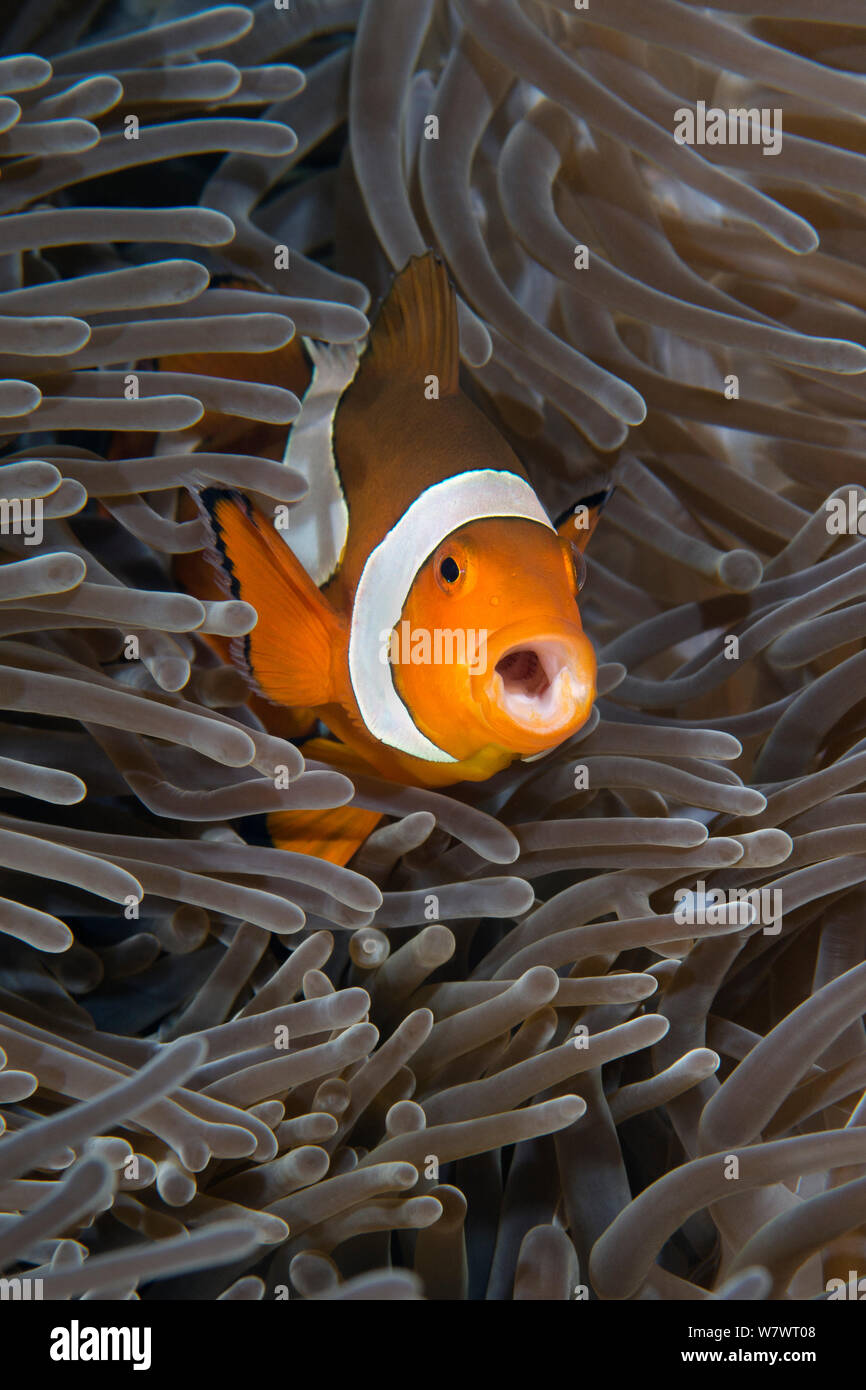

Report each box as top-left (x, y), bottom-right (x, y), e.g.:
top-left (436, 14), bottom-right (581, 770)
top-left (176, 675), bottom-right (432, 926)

top-left (470, 618), bottom-right (597, 753)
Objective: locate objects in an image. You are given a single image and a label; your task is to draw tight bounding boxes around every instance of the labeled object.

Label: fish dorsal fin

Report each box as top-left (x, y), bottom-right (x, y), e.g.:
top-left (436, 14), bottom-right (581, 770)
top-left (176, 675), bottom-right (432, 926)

top-left (356, 252), bottom-right (460, 394)
top-left (555, 485), bottom-right (616, 553)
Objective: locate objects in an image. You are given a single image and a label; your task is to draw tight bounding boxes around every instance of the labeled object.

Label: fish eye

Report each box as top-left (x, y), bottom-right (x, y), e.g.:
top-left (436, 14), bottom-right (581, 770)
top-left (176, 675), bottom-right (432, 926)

top-left (433, 539), bottom-right (469, 593)
top-left (440, 556), bottom-right (460, 583)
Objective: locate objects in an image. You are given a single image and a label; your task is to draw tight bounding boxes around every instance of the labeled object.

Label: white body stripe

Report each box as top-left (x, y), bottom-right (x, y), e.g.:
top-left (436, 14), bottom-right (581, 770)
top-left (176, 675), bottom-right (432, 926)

top-left (348, 469), bottom-right (555, 762)
top-left (280, 337), bottom-right (358, 586)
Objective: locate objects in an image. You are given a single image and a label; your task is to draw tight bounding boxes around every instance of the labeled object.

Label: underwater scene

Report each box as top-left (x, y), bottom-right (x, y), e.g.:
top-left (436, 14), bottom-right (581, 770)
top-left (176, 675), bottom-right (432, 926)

top-left (0, 0), bottom-right (865, 1341)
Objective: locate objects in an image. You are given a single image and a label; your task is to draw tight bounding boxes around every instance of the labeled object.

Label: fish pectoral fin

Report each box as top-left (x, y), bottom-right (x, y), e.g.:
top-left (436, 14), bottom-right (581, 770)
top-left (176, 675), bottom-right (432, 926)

top-left (295, 737), bottom-right (381, 781)
top-left (555, 484), bottom-right (615, 553)
top-left (266, 805), bottom-right (382, 867)
top-left (297, 733), bottom-right (391, 789)
top-left (197, 487), bottom-right (346, 708)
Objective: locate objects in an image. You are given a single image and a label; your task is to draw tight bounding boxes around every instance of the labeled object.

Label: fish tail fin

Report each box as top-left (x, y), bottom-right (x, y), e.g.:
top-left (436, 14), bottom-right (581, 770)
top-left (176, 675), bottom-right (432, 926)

top-left (267, 737), bottom-right (384, 864)
top-left (266, 805), bottom-right (383, 866)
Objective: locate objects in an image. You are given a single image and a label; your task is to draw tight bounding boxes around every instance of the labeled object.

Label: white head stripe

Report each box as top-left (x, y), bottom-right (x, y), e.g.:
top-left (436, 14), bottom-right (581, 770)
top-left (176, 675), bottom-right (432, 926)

top-left (348, 469), bottom-right (555, 762)
top-left (280, 337), bottom-right (358, 586)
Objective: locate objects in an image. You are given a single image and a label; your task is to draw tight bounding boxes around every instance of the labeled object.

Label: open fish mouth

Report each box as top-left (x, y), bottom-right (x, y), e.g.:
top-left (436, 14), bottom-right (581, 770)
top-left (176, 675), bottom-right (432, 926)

top-left (493, 640), bottom-right (581, 725)
top-left (474, 623), bottom-right (596, 749)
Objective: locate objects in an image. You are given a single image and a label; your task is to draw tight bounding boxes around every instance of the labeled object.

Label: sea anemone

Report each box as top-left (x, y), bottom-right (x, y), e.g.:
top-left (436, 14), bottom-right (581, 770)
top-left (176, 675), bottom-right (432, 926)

top-left (1, 0), bottom-right (866, 1303)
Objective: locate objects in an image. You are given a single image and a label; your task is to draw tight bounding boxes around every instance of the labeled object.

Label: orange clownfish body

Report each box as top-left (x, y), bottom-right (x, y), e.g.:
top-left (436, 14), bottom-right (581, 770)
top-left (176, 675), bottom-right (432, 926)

top-left (168, 255), bottom-right (609, 860)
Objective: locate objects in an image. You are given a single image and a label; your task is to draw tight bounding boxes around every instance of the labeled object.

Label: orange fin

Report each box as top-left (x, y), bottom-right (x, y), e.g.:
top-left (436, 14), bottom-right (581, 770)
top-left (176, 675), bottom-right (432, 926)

top-left (266, 805), bottom-right (383, 867)
top-left (354, 252), bottom-right (459, 395)
top-left (294, 736), bottom-right (382, 780)
top-left (198, 487), bottom-right (346, 708)
top-left (556, 485), bottom-right (615, 553)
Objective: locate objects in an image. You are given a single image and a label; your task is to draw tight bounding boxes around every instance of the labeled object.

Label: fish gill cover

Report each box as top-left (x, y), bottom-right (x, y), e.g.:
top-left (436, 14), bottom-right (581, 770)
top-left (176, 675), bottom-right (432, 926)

top-left (0, 0), bottom-right (864, 1309)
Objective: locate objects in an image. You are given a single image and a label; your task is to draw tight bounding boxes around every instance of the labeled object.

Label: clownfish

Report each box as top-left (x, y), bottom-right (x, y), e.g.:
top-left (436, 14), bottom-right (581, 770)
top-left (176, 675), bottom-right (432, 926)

top-left (158, 255), bottom-right (610, 862)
